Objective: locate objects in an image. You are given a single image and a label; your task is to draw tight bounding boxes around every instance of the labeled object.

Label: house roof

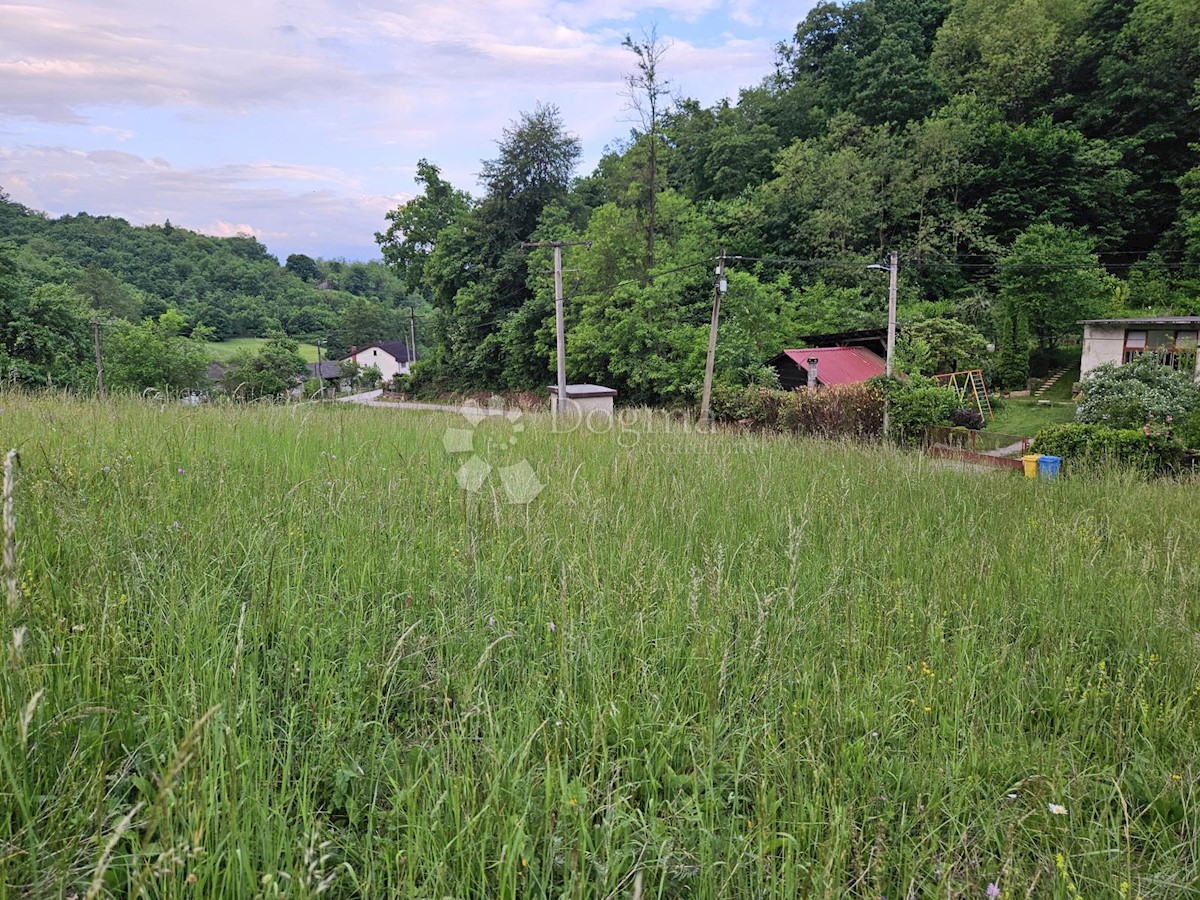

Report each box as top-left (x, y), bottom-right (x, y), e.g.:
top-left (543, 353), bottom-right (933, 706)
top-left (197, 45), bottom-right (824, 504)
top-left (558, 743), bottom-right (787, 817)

top-left (775, 346), bottom-right (887, 385)
top-left (307, 360), bottom-right (342, 379)
top-left (340, 341), bottom-right (413, 363)
top-left (1079, 317), bottom-right (1200, 327)
top-left (548, 383), bottom-right (617, 398)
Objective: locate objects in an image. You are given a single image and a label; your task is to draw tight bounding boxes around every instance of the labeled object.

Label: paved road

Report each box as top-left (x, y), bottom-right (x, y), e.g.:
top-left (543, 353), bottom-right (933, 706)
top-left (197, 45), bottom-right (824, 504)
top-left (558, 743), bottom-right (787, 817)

top-left (337, 390), bottom-right (510, 416)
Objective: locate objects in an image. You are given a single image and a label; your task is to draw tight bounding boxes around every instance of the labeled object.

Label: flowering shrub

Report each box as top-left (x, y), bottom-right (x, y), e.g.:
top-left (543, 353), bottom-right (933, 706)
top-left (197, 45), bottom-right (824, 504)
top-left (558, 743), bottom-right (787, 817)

top-left (1076, 354), bottom-right (1200, 429)
top-left (710, 383), bottom-right (884, 439)
top-left (1031, 422), bottom-right (1184, 473)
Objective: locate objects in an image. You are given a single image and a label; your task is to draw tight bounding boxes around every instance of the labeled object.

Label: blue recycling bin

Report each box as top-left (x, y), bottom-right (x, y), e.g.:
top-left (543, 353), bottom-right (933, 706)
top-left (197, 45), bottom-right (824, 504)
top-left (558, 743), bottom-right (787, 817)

top-left (1037, 455), bottom-right (1062, 479)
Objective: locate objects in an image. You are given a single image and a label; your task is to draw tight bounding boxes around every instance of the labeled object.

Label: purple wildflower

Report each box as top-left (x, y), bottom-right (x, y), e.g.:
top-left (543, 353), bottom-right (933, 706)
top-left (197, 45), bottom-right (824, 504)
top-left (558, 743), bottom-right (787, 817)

top-left (177, 467), bottom-right (186, 475)
top-left (987, 883), bottom-right (1001, 899)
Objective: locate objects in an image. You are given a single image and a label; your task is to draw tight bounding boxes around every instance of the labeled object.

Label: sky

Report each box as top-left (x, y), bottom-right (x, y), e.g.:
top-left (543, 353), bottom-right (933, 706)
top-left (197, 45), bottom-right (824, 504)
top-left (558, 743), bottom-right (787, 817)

top-left (0, 1), bottom-right (815, 261)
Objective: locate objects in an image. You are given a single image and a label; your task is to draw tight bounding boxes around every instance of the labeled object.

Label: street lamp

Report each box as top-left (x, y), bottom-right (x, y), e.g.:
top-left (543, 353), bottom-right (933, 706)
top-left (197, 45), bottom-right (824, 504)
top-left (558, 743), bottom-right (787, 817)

top-left (867, 251), bottom-right (898, 378)
top-left (868, 251), bottom-right (899, 439)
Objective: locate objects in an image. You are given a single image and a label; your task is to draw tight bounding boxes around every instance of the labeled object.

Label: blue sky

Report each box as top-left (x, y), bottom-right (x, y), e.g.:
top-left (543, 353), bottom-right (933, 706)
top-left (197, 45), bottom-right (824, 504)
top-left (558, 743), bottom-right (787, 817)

top-left (1, 1), bottom-right (816, 261)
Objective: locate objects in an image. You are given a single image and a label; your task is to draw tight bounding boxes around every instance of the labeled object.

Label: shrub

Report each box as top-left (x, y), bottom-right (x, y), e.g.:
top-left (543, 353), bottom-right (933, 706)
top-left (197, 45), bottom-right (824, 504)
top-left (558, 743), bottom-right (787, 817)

top-left (949, 407), bottom-right (986, 430)
top-left (710, 383), bottom-right (883, 439)
top-left (1176, 409), bottom-right (1200, 450)
top-left (1031, 422), bottom-right (1184, 473)
top-left (871, 375), bottom-right (959, 445)
top-left (1076, 354), bottom-right (1200, 429)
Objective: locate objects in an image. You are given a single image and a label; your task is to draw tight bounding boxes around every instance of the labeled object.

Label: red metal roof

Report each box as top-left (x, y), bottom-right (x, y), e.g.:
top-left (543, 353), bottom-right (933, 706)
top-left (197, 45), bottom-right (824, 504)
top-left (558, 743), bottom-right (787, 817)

top-left (782, 346), bottom-right (886, 386)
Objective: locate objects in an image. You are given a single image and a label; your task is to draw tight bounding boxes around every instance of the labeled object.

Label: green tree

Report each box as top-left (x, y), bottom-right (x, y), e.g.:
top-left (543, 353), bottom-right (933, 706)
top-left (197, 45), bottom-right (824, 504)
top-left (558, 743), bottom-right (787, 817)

top-left (223, 335), bottom-right (307, 400)
top-left (105, 309), bottom-right (212, 393)
top-left (375, 160), bottom-right (472, 293)
top-left (998, 223), bottom-right (1116, 354)
top-left (0, 246), bottom-right (92, 386)
top-left (75, 265), bottom-right (143, 321)
top-left (895, 317), bottom-right (988, 375)
top-left (284, 253), bottom-right (321, 282)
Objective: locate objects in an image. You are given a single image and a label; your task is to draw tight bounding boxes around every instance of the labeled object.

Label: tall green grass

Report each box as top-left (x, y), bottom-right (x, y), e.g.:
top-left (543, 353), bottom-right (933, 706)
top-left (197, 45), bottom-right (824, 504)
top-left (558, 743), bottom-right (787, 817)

top-left (1, 395), bottom-right (1198, 897)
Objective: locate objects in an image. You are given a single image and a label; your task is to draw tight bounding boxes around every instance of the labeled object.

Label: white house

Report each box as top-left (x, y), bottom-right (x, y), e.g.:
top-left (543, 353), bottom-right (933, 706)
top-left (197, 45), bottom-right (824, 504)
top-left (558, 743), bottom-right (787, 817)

top-left (1080, 317), bottom-right (1200, 381)
top-left (341, 341), bottom-right (413, 382)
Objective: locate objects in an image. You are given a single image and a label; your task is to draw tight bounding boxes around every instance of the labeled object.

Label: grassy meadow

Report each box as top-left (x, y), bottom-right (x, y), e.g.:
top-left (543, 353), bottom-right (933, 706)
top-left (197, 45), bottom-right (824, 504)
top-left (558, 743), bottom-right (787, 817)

top-left (206, 339), bottom-right (321, 364)
top-left (1, 395), bottom-right (1198, 898)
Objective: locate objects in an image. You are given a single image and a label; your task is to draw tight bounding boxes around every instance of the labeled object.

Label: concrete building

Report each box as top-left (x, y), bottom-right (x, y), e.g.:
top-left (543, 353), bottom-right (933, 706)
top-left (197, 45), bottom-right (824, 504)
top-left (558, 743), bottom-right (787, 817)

top-left (1079, 317), bottom-right (1200, 380)
top-left (549, 384), bottom-right (617, 418)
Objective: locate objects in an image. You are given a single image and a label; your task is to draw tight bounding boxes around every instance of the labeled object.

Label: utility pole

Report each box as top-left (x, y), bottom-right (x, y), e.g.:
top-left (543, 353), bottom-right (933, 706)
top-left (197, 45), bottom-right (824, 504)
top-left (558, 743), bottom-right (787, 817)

top-left (92, 320), bottom-right (106, 399)
top-left (521, 240), bottom-right (591, 424)
top-left (885, 250), bottom-right (898, 378)
top-left (315, 338), bottom-right (324, 400)
top-left (409, 308), bottom-right (418, 364)
top-left (698, 249), bottom-right (727, 425)
top-left (867, 251), bottom-right (899, 437)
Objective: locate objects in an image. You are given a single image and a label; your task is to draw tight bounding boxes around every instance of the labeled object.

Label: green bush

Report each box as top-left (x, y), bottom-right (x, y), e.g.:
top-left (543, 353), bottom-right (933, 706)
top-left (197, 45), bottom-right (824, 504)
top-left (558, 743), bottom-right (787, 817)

top-left (1176, 409), bottom-right (1200, 450)
top-left (871, 375), bottom-right (959, 445)
top-left (1031, 422), bottom-right (1184, 473)
top-left (710, 383), bottom-right (883, 439)
top-left (1076, 354), bottom-right (1200, 429)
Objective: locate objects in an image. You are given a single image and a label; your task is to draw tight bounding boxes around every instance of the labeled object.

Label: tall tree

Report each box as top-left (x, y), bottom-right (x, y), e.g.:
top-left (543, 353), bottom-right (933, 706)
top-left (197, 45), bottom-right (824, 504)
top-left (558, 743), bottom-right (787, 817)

top-left (622, 27), bottom-right (672, 268)
top-left (997, 223), bottom-right (1116, 386)
top-left (375, 160), bottom-right (472, 293)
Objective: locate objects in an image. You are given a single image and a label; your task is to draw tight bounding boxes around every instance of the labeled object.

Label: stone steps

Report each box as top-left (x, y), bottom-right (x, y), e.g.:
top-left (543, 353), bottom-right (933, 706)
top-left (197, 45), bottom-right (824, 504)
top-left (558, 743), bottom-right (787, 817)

top-left (1034, 367), bottom-right (1070, 398)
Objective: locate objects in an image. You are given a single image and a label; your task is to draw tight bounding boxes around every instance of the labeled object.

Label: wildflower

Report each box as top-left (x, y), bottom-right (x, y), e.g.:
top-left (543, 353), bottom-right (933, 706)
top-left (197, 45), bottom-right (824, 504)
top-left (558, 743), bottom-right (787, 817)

top-left (487, 615), bottom-right (496, 627)
top-left (186, 872), bottom-right (197, 886)
top-left (923, 705), bottom-right (932, 713)
top-left (1172, 774), bottom-right (1182, 781)
top-left (177, 467), bottom-right (186, 475)
top-left (547, 621), bottom-right (556, 633)
top-left (1048, 803), bottom-right (1067, 815)
top-left (987, 883), bottom-right (1001, 899)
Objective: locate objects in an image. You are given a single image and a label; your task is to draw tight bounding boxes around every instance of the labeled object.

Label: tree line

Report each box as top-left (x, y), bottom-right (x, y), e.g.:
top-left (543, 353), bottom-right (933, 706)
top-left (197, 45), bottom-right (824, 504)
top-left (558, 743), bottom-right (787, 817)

top-left (2, 0), bottom-right (1198, 401)
top-left (379, 0), bottom-right (1199, 402)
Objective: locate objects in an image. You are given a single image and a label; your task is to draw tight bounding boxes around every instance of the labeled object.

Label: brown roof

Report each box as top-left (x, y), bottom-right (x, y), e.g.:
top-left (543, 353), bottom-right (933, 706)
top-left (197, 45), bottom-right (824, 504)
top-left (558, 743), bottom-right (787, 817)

top-left (339, 341), bottom-right (413, 363)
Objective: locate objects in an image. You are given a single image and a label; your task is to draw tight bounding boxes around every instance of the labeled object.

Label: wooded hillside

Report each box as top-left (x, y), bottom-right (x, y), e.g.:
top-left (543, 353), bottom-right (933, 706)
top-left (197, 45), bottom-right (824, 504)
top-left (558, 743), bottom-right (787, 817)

top-left (3, 0), bottom-right (1197, 400)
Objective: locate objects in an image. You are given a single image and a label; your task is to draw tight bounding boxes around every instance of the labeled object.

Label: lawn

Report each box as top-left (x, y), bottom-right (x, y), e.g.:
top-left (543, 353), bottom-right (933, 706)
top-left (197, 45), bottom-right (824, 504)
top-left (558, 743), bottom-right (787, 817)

top-left (990, 398), bottom-right (1078, 437)
top-left (2, 395), bottom-right (1198, 897)
top-left (205, 337), bottom-right (320, 363)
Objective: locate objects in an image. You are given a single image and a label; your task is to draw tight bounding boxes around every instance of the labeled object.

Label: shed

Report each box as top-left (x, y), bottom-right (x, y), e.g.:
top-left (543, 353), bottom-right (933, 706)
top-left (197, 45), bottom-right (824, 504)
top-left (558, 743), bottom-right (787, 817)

top-left (549, 384), bottom-right (617, 417)
top-left (1079, 317), bottom-right (1200, 380)
top-left (766, 347), bottom-right (887, 390)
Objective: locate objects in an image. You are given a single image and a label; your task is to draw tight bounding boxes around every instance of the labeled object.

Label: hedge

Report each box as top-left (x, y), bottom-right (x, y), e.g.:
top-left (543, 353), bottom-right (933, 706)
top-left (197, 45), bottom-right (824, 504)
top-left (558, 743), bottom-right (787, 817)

top-left (710, 383), bottom-right (884, 439)
top-left (1030, 422), bottom-right (1184, 473)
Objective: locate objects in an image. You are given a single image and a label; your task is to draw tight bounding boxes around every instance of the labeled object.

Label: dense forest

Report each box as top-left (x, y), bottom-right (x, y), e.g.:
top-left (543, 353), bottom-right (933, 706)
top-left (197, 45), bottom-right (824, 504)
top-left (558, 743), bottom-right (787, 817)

top-left (3, 0), bottom-right (1198, 400)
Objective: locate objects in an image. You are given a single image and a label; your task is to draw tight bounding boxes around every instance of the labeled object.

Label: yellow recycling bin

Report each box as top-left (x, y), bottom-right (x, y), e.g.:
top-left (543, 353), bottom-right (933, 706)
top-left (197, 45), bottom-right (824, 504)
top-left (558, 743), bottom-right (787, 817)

top-left (1021, 454), bottom-right (1043, 479)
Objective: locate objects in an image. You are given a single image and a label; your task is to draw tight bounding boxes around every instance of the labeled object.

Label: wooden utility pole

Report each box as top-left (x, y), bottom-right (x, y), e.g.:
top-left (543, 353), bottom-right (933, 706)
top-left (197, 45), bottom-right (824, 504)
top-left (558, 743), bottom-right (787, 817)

top-left (521, 240), bottom-right (591, 423)
top-left (409, 308), bottom-right (418, 363)
top-left (92, 320), bottom-right (106, 399)
top-left (698, 249), bottom-right (727, 424)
